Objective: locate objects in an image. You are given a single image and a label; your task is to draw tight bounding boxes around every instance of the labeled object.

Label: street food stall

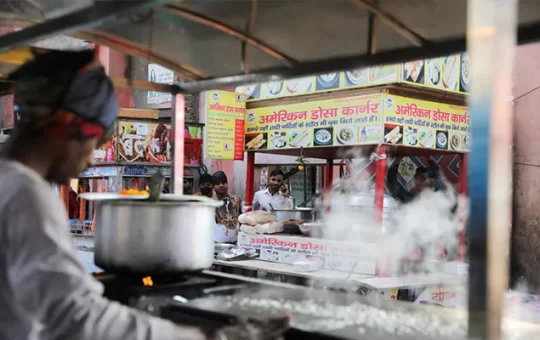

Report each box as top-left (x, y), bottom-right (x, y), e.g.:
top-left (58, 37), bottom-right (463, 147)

top-left (206, 59), bottom-right (470, 304)
top-left (0, 0), bottom-right (537, 338)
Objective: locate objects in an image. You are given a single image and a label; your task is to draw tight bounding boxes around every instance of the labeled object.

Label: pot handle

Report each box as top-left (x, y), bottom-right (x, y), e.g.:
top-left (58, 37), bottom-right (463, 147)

top-left (148, 171), bottom-right (165, 201)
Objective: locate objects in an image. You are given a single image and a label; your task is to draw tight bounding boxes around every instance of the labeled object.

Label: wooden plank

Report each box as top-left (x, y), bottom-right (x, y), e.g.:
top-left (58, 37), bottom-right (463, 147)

top-left (118, 108), bottom-right (160, 120)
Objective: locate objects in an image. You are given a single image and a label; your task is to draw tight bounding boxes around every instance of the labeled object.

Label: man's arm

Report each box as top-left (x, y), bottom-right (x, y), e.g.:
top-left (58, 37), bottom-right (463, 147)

top-left (5, 185), bottom-right (206, 340)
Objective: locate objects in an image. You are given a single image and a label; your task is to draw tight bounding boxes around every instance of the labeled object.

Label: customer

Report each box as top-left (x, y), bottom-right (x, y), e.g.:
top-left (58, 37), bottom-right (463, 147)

top-left (387, 158), bottom-right (447, 204)
top-left (0, 49), bottom-right (210, 340)
top-left (193, 173), bottom-right (213, 197)
top-left (212, 171), bottom-right (242, 243)
top-left (253, 169), bottom-right (289, 211)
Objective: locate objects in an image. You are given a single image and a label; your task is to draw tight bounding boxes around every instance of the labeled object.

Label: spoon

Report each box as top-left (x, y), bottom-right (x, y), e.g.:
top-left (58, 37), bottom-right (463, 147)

top-left (147, 171), bottom-right (165, 202)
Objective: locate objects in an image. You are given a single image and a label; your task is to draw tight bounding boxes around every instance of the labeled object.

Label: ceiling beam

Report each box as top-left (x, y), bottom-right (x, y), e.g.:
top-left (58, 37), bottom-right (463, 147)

top-left (0, 0), bottom-right (169, 54)
top-left (157, 4), bottom-right (298, 67)
top-left (0, 14), bottom-right (205, 80)
top-left (74, 30), bottom-right (205, 80)
top-left (350, 0), bottom-right (427, 47)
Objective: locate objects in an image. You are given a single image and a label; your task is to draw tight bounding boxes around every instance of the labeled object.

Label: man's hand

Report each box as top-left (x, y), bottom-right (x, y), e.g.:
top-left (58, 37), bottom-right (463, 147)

top-left (280, 185), bottom-right (290, 197)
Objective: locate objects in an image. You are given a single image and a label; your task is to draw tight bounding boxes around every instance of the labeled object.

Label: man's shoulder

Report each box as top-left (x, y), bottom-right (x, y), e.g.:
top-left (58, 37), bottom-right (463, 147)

top-left (0, 160), bottom-right (52, 205)
top-left (254, 189), bottom-right (267, 196)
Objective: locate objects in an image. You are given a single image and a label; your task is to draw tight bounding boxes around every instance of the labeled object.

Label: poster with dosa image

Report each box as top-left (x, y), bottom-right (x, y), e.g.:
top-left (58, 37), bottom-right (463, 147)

top-left (383, 94), bottom-right (470, 152)
top-left (204, 90), bottom-right (246, 160)
top-left (244, 94), bottom-right (384, 151)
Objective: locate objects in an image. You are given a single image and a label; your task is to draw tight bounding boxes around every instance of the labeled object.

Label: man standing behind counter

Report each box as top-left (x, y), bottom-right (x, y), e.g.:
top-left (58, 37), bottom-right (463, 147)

top-left (193, 173), bottom-right (213, 197)
top-left (212, 171), bottom-right (242, 243)
top-left (253, 169), bottom-right (290, 211)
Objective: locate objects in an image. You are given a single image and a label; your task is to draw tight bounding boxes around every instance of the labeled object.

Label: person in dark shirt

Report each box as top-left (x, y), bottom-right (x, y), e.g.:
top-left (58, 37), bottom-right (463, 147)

top-left (193, 173), bottom-right (213, 197)
top-left (387, 158), bottom-right (447, 204)
top-left (68, 187), bottom-right (79, 219)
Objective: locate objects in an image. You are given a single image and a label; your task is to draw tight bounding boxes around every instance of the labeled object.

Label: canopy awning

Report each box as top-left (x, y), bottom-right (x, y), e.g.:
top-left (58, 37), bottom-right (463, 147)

top-left (0, 0), bottom-right (539, 92)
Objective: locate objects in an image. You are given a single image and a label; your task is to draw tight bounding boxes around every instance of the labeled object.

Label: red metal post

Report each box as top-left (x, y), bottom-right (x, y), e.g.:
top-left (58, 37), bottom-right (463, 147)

top-left (458, 153), bottom-right (468, 195)
top-left (374, 145), bottom-right (387, 224)
top-left (244, 152), bottom-right (255, 212)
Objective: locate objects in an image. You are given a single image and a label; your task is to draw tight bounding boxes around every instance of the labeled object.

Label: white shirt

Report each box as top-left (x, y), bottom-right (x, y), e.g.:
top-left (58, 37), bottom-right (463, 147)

top-left (0, 160), bottom-right (205, 340)
top-left (253, 188), bottom-right (285, 211)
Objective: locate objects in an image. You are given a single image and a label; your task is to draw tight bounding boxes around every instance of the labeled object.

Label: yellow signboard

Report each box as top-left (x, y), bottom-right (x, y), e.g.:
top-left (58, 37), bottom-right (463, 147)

top-left (205, 91), bottom-right (246, 160)
top-left (236, 66), bottom-right (399, 102)
top-left (244, 94), bottom-right (383, 151)
top-left (382, 94), bottom-right (470, 152)
top-left (402, 54), bottom-right (469, 93)
top-left (236, 54), bottom-right (470, 102)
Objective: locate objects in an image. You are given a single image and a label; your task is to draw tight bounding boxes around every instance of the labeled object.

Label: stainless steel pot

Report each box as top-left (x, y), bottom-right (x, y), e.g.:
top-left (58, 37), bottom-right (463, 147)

top-left (271, 207), bottom-right (317, 223)
top-left (92, 195), bottom-right (222, 274)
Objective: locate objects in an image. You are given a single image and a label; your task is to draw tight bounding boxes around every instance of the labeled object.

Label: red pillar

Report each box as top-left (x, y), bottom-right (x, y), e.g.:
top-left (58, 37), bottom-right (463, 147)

top-left (93, 44), bottom-right (133, 108)
top-left (374, 145), bottom-right (387, 224)
top-left (60, 185), bottom-right (69, 212)
top-left (458, 153), bottom-right (468, 195)
top-left (244, 152), bottom-right (255, 212)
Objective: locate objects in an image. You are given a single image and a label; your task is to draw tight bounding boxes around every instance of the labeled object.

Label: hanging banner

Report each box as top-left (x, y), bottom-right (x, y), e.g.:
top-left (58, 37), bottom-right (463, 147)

top-left (383, 94), bottom-right (470, 152)
top-left (118, 120), bottom-right (172, 163)
top-left (205, 90), bottom-right (246, 160)
top-left (236, 66), bottom-right (399, 102)
top-left (402, 54), bottom-right (469, 94)
top-left (147, 64), bottom-right (174, 106)
top-left (244, 94), bottom-right (383, 151)
top-left (236, 54), bottom-right (470, 103)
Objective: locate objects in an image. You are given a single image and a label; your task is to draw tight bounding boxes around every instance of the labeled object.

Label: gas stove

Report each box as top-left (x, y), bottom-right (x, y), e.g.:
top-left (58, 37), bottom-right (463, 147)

top-left (93, 270), bottom-right (476, 340)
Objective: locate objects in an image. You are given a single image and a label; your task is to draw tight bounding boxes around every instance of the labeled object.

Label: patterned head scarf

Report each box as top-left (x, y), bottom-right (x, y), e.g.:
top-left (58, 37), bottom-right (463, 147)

top-left (8, 49), bottom-right (118, 143)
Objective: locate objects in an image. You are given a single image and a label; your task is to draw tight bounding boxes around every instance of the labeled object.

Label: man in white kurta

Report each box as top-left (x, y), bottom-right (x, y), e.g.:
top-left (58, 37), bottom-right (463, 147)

top-left (0, 49), bottom-right (206, 340)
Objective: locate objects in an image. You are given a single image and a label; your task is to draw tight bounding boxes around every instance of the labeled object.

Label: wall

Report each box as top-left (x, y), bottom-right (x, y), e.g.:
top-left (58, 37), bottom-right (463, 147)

top-left (131, 56), bottom-right (199, 122)
top-left (512, 42), bottom-right (540, 290)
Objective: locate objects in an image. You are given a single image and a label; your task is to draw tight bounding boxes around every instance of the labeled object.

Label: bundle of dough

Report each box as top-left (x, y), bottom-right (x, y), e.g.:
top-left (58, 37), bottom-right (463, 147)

top-left (238, 211), bottom-right (276, 225)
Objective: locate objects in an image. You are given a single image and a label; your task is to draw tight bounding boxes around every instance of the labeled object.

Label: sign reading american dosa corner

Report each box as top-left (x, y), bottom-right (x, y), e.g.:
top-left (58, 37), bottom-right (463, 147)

top-left (383, 94), bottom-right (470, 152)
top-left (244, 94), bottom-right (384, 151)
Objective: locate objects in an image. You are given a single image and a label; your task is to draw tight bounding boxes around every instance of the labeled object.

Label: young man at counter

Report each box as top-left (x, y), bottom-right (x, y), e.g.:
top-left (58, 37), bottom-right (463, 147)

top-left (193, 173), bottom-right (213, 197)
top-left (0, 50), bottom-right (229, 340)
top-left (212, 171), bottom-right (242, 243)
top-left (253, 169), bottom-right (290, 211)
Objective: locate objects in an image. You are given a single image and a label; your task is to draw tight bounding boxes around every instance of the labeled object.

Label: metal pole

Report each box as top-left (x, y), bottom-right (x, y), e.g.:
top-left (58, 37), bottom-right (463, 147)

top-left (367, 0), bottom-right (378, 56)
top-left (171, 93), bottom-right (185, 194)
top-left (374, 145), bottom-right (386, 224)
top-left (244, 152), bottom-right (255, 212)
top-left (467, 0), bottom-right (517, 339)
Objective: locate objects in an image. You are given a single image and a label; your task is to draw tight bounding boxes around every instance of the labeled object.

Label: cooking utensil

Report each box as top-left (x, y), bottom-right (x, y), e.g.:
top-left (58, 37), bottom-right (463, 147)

top-left (298, 222), bottom-right (325, 237)
top-left (93, 194), bottom-right (223, 274)
top-left (147, 171), bottom-right (164, 201)
top-left (215, 243), bottom-right (235, 254)
top-left (270, 208), bottom-right (317, 223)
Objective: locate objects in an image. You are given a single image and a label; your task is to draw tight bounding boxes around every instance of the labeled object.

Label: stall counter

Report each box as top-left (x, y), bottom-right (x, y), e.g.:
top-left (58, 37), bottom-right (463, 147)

top-left (212, 258), bottom-right (466, 290)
